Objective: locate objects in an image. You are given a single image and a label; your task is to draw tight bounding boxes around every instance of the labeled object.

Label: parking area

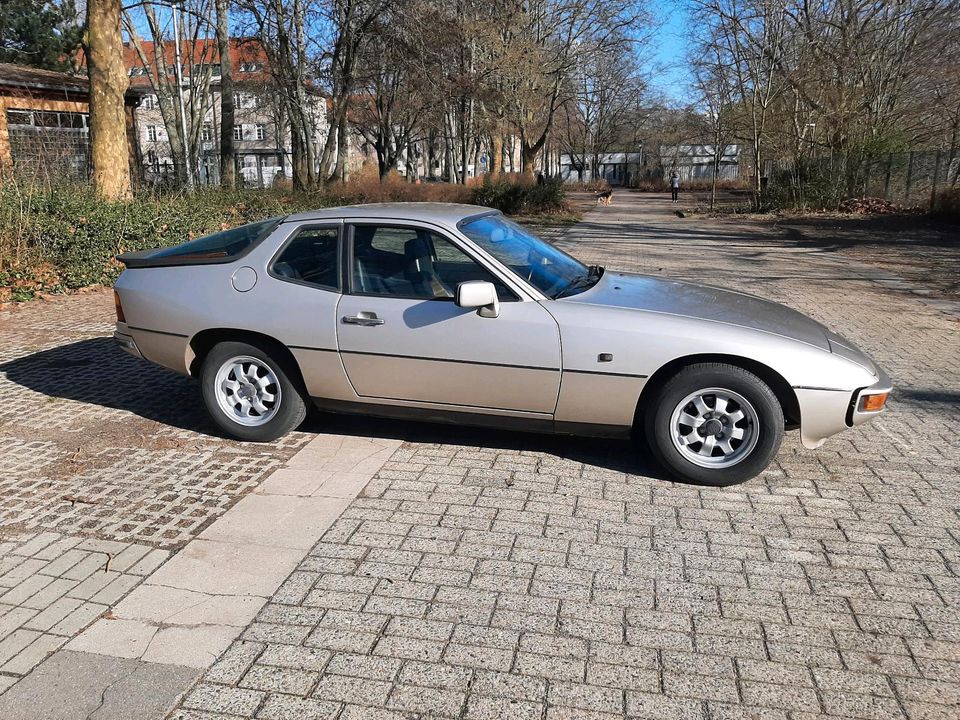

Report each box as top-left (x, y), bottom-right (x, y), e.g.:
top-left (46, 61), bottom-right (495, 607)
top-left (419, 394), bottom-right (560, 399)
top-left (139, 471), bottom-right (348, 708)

top-left (1, 192), bottom-right (958, 718)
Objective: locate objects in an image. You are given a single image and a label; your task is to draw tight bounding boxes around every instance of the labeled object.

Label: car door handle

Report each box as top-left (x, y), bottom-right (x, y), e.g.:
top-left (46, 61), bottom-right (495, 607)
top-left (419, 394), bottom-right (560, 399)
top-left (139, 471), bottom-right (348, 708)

top-left (342, 312), bottom-right (385, 327)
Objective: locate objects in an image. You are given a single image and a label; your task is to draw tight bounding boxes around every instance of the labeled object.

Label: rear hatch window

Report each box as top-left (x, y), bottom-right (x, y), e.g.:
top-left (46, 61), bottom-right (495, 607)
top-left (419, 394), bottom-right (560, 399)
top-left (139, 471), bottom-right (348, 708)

top-left (118, 217), bottom-right (282, 268)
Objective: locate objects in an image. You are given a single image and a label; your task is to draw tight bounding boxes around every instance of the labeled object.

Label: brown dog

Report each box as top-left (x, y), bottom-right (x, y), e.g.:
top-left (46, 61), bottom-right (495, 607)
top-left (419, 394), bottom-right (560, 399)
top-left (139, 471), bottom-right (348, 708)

top-left (595, 189), bottom-right (613, 206)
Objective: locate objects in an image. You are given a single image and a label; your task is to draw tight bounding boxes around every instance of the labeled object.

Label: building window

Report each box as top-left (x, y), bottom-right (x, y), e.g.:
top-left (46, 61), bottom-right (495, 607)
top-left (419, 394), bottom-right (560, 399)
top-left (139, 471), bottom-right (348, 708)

top-left (239, 62), bottom-right (262, 73)
top-left (255, 124), bottom-right (265, 141)
top-left (142, 95), bottom-right (156, 110)
top-left (233, 125), bottom-right (243, 141)
top-left (202, 123), bottom-right (213, 141)
top-left (187, 63), bottom-right (221, 77)
top-left (146, 125), bottom-right (158, 142)
top-left (233, 92), bottom-right (257, 109)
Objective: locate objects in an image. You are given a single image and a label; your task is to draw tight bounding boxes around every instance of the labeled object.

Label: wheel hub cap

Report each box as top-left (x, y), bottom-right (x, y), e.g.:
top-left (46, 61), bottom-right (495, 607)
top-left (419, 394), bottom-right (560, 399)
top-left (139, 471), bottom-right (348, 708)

top-left (703, 418), bottom-right (724, 437)
top-left (213, 355), bottom-right (282, 428)
top-left (669, 387), bottom-right (760, 469)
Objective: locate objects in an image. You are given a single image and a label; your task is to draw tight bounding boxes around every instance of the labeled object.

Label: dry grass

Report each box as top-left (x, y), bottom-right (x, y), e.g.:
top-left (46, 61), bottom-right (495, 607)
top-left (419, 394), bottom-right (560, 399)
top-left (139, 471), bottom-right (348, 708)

top-left (322, 170), bottom-right (473, 205)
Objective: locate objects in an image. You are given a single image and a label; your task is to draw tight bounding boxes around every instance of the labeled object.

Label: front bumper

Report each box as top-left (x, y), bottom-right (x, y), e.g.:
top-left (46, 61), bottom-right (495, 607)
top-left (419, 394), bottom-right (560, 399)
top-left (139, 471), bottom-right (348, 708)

top-left (113, 330), bottom-right (143, 359)
top-left (796, 365), bottom-right (893, 449)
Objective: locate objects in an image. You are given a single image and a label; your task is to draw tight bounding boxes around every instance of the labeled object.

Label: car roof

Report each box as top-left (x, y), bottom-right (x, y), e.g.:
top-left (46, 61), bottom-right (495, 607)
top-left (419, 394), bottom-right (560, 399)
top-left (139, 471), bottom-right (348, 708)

top-left (283, 202), bottom-right (499, 226)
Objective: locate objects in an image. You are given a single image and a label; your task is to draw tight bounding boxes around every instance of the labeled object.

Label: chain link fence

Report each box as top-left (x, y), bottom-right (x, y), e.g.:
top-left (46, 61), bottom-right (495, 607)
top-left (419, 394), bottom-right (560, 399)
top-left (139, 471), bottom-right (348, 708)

top-left (766, 150), bottom-right (960, 210)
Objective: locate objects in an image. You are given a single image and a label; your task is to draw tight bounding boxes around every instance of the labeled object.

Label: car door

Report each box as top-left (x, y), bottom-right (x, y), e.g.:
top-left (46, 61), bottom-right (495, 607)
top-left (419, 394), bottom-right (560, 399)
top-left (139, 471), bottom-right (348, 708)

top-left (336, 222), bottom-right (561, 414)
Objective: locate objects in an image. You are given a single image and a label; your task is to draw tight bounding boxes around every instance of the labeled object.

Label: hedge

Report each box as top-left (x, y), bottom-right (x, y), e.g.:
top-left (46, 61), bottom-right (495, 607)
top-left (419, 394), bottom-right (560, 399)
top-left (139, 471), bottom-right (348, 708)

top-left (0, 177), bottom-right (570, 302)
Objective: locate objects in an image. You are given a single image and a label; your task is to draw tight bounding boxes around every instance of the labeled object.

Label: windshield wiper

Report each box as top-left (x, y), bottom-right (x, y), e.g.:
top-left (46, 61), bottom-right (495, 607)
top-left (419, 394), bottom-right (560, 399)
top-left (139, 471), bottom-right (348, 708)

top-left (554, 265), bottom-right (603, 299)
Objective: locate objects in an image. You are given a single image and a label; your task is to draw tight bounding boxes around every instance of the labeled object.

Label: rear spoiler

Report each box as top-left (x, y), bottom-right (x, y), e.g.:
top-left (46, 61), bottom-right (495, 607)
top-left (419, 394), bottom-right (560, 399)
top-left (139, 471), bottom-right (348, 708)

top-left (116, 248), bottom-right (232, 269)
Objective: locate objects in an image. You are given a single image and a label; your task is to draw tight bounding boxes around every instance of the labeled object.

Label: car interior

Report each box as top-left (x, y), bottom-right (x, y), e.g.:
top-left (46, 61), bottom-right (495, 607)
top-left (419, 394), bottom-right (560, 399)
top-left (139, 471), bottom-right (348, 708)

top-left (270, 224), bottom-right (516, 300)
top-left (271, 227), bottom-right (339, 288)
top-left (351, 225), bottom-right (515, 300)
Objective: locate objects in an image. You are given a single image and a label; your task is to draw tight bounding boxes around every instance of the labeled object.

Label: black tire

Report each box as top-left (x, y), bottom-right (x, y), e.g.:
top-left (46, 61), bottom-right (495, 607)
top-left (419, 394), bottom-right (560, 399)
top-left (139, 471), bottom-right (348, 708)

top-left (200, 340), bottom-right (307, 442)
top-left (643, 363), bottom-right (784, 486)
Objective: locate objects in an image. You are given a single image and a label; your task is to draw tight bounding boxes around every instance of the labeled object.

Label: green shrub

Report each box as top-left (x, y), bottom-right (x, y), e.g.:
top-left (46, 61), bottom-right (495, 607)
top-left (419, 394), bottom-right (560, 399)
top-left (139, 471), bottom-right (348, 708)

top-left (0, 185), bottom-right (319, 295)
top-left (470, 175), bottom-right (566, 215)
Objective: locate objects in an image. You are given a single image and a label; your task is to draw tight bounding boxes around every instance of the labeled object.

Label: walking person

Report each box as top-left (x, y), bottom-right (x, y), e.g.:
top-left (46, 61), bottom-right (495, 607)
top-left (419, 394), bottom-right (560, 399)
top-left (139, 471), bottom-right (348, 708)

top-left (670, 172), bottom-right (680, 203)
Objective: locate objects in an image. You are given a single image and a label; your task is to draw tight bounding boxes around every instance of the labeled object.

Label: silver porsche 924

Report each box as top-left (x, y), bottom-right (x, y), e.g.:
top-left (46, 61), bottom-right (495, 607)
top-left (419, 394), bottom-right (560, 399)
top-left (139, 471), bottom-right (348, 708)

top-left (113, 203), bottom-right (891, 486)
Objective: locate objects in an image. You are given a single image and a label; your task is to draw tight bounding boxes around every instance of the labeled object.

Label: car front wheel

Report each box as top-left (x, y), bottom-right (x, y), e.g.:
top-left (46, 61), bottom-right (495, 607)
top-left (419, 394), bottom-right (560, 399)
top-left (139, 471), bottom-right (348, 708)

top-left (200, 341), bottom-right (307, 442)
top-left (644, 363), bottom-right (784, 486)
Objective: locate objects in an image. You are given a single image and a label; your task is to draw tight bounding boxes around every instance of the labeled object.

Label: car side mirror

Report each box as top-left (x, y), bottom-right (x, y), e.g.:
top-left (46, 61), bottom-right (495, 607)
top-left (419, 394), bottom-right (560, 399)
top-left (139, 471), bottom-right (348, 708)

top-left (456, 281), bottom-right (500, 318)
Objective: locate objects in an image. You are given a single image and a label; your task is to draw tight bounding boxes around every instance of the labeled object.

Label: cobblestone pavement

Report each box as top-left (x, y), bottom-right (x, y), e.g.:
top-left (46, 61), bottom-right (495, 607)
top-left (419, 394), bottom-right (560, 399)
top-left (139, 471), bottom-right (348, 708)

top-left (0, 293), bottom-right (313, 693)
top-left (168, 193), bottom-right (960, 719)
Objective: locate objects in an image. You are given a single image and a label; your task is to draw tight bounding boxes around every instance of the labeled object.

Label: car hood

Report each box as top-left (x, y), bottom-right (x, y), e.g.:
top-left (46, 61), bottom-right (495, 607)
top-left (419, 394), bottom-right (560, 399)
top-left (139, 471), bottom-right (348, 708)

top-left (562, 271), bottom-right (832, 351)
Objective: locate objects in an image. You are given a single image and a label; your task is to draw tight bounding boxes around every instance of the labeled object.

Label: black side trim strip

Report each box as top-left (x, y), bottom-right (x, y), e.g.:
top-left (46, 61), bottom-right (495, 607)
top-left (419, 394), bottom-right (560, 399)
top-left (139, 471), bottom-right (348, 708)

top-left (288, 345), bottom-right (338, 353)
top-left (564, 369), bottom-right (648, 379)
top-left (128, 326), bottom-right (189, 338)
top-left (312, 397), bottom-right (555, 434)
top-left (793, 385), bottom-right (845, 392)
top-left (340, 349), bottom-right (559, 373)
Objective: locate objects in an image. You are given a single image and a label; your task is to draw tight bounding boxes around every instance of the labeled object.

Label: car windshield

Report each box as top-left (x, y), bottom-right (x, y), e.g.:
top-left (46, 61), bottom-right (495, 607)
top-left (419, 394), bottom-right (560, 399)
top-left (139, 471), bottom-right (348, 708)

top-left (459, 214), bottom-right (599, 298)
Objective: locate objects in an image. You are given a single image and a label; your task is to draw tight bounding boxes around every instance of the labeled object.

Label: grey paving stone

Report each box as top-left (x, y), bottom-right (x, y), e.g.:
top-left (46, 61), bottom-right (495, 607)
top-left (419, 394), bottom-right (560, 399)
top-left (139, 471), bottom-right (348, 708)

top-left (254, 694), bottom-right (339, 720)
top-left (325, 652), bottom-right (401, 681)
top-left (239, 664), bottom-right (318, 696)
top-left (312, 675), bottom-right (390, 706)
top-left (257, 644), bottom-right (330, 672)
top-left (397, 659), bottom-right (472, 689)
top-left (386, 683), bottom-right (466, 717)
top-left (184, 683), bottom-right (265, 715)
top-left (465, 695), bottom-right (543, 720)
top-left (443, 642), bottom-right (514, 671)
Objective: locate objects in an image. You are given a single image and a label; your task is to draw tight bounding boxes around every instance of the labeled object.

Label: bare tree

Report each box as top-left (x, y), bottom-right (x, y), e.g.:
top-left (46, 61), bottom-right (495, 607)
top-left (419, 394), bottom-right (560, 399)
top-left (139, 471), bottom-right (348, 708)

top-left (693, 0), bottom-right (789, 209)
top-left (236, 0), bottom-right (325, 187)
top-left (87, 0), bottom-right (132, 199)
top-left (690, 31), bottom-right (737, 208)
top-left (350, 8), bottom-right (433, 180)
top-left (557, 47), bottom-right (646, 182)
top-left (123, 0), bottom-right (217, 186)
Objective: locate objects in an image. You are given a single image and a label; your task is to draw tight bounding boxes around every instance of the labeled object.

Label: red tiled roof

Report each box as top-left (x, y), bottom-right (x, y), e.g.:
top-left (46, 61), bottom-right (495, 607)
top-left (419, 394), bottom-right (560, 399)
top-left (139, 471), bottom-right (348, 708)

top-left (122, 38), bottom-right (271, 86)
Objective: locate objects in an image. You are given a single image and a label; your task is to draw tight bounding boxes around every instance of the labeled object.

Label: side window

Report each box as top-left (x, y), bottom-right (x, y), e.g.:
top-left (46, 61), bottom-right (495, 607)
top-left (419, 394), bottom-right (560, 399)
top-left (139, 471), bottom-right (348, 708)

top-left (271, 226), bottom-right (340, 290)
top-left (351, 225), bottom-right (515, 300)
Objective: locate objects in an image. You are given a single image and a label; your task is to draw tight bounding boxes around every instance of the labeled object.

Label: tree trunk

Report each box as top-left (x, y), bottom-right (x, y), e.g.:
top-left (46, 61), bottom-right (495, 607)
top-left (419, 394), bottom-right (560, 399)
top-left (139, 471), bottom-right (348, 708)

top-left (215, 0), bottom-right (235, 188)
top-left (520, 140), bottom-right (538, 177)
top-left (333, 118), bottom-right (348, 181)
top-left (88, 0), bottom-right (131, 200)
top-left (490, 135), bottom-right (503, 177)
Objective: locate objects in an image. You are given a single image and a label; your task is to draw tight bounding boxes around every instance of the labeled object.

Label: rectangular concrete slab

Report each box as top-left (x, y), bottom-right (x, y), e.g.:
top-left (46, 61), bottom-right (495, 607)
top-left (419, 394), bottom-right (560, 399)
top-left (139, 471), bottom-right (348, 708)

top-left (198, 494), bottom-right (352, 549)
top-left (142, 539), bottom-right (304, 597)
top-left (110, 584), bottom-right (265, 628)
top-left (0, 650), bottom-right (198, 720)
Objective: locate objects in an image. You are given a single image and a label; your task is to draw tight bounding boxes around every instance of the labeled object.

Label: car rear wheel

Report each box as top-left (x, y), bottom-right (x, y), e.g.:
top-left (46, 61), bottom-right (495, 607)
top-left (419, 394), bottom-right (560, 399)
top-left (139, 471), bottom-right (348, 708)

top-left (644, 363), bottom-right (784, 486)
top-left (201, 341), bottom-right (307, 442)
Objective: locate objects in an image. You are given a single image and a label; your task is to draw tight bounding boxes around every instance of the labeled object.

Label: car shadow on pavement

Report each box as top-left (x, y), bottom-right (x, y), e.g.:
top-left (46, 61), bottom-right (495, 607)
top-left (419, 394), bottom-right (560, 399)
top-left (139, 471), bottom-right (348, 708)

top-left (0, 337), bottom-right (216, 435)
top-left (3, 337), bottom-right (675, 480)
top-left (300, 412), bottom-right (673, 481)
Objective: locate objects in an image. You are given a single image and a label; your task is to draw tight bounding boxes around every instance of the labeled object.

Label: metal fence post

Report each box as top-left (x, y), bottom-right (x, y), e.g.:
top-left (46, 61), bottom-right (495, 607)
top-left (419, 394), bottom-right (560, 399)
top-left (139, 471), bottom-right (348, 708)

top-left (930, 150), bottom-right (942, 212)
top-left (883, 154), bottom-right (892, 200)
top-left (904, 151), bottom-right (915, 205)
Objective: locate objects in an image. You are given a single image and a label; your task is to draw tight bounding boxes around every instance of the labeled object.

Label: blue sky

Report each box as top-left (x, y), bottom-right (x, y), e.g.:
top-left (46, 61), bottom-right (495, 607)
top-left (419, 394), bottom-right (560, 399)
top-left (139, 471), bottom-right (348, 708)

top-left (646, 1), bottom-right (694, 105)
